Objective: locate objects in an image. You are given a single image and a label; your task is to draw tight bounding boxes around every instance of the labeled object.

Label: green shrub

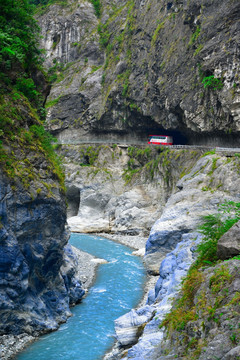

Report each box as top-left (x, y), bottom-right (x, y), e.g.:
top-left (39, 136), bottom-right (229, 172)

top-left (0, 0), bottom-right (41, 73)
top-left (97, 23), bottom-right (110, 48)
top-left (202, 149), bottom-right (216, 156)
top-left (202, 75), bottom-right (224, 90)
top-left (30, 124), bottom-right (55, 149)
top-left (15, 77), bottom-right (39, 102)
top-left (196, 201), bottom-right (240, 266)
top-left (90, 0), bottom-right (101, 17)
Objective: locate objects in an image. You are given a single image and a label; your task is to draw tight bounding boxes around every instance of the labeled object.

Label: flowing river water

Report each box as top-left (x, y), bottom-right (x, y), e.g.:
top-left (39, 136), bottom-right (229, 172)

top-left (16, 233), bottom-right (146, 360)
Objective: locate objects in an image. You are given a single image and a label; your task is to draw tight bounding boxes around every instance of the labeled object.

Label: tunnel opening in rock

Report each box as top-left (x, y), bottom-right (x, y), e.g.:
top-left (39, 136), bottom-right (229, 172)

top-left (187, 131), bottom-right (240, 147)
top-left (142, 128), bottom-right (188, 145)
top-left (66, 186), bottom-right (80, 217)
top-left (90, 108), bottom-right (240, 148)
top-left (127, 109), bottom-right (190, 145)
top-left (91, 127), bottom-right (188, 145)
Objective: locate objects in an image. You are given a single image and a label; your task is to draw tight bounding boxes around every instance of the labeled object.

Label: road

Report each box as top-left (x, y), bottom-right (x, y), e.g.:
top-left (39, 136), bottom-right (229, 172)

top-left (57, 140), bottom-right (240, 154)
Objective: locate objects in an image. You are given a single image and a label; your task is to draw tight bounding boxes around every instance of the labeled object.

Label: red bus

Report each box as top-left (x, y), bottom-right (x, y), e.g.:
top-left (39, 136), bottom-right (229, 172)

top-left (148, 135), bottom-right (173, 145)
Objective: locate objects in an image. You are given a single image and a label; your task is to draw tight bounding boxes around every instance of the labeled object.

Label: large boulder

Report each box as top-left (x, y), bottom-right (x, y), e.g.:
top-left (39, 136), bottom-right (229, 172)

top-left (121, 233), bottom-right (202, 360)
top-left (217, 220), bottom-right (240, 260)
top-left (114, 305), bottom-right (155, 347)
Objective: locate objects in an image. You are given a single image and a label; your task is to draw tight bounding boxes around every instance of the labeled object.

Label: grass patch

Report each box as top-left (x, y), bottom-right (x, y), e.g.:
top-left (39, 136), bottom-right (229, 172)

top-left (195, 201), bottom-right (240, 267)
top-left (160, 268), bottom-right (204, 332)
top-left (46, 95), bottom-right (63, 108)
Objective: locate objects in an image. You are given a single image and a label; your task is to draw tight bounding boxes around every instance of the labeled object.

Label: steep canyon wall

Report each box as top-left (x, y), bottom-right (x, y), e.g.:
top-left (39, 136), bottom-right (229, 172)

top-left (39, 0), bottom-right (240, 146)
top-left (0, 94), bottom-right (85, 358)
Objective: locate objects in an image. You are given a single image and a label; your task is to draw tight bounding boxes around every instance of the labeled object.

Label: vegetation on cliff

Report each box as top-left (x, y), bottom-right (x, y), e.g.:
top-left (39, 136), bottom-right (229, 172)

top-left (0, 94), bottom-right (65, 192)
top-left (196, 202), bottom-right (240, 266)
top-left (0, 0), bottom-right (65, 191)
top-left (122, 146), bottom-right (202, 185)
top-left (159, 202), bottom-right (240, 359)
top-left (0, 0), bottom-right (40, 78)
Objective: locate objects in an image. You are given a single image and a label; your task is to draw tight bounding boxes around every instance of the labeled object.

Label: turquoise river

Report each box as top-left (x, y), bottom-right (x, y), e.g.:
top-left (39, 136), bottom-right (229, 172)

top-left (16, 233), bottom-right (146, 360)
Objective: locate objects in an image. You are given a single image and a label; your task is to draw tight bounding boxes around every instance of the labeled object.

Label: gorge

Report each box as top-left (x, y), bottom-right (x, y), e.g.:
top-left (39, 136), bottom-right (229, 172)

top-left (16, 233), bottom-right (146, 360)
top-left (0, 0), bottom-right (240, 359)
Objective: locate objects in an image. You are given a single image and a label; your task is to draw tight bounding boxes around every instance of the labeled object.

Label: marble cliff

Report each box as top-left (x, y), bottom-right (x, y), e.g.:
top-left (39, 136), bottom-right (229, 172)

top-left (39, 0), bottom-right (240, 145)
top-left (0, 94), bottom-right (85, 358)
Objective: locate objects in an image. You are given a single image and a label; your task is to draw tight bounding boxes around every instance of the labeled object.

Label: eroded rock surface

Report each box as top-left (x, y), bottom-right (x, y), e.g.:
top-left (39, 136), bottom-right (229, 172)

top-left (146, 153), bottom-right (240, 254)
top-left (40, 0), bottom-right (240, 146)
top-left (217, 220), bottom-right (240, 260)
top-left (0, 173), bottom-right (85, 337)
top-left (152, 259), bottom-right (240, 360)
top-left (115, 305), bottom-right (155, 347)
top-left (58, 144), bottom-right (203, 236)
top-left (103, 149), bottom-right (240, 360)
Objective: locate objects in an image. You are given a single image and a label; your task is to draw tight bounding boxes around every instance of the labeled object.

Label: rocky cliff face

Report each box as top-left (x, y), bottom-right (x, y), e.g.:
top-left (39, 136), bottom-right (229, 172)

top-left (57, 144), bottom-right (203, 235)
top-left (100, 148), bottom-right (240, 360)
top-left (40, 0), bottom-right (240, 146)
top-left (0, 94), bottom-right (85, 343)
top-left (151, 258), bottom-right (240, 360)
top-left (0, 173), bottom-right (82, 336)
top-left (146, 150), bottom-right (240, 254)
top-left (59, 143), bottom-right (240, 276)
top-left (59, 143), bottom-right (240, 236)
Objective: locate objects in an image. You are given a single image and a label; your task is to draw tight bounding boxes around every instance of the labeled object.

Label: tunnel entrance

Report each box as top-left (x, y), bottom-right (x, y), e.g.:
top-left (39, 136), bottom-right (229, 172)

top-left (90, 109), bottom-right (240, 148)
top-left (66, 186), bottom-right (80, 218)
top-left (141, 128), bottom-right (188, 145)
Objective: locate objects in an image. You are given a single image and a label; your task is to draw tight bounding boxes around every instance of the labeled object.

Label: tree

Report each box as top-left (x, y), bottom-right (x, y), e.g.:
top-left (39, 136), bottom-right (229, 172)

top-left (0, 0), bottom-right (41, 73)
